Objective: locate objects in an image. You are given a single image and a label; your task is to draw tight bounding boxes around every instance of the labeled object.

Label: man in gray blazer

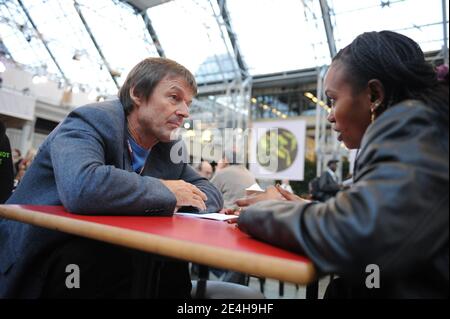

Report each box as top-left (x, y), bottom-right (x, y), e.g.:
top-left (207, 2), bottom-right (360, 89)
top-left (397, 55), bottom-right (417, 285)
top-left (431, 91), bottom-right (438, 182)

top-left (0, 58), bottom-right (223, 298)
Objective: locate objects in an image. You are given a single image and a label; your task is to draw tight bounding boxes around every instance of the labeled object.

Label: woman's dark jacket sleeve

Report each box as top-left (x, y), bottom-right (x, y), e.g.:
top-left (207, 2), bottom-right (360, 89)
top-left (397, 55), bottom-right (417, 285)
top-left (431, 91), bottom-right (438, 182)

top-left (238, 101), bottom-right (449, 282)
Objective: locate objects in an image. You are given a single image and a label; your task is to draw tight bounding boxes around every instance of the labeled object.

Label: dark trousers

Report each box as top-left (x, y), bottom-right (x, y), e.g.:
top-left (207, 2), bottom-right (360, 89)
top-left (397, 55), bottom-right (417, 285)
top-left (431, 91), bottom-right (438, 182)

top-left (40, 237), bottom-right (191, 299)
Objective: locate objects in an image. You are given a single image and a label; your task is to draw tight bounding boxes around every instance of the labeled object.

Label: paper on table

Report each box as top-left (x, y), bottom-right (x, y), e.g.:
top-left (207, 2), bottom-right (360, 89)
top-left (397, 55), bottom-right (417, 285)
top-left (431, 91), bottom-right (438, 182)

top-left (245, 183), bottom-right (265, 193)
top-left (175, 212), bottom-right (238, 221)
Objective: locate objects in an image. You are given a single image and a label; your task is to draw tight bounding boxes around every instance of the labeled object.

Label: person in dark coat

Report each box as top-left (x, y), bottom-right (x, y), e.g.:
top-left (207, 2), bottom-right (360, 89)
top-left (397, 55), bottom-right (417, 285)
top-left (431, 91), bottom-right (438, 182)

top-left (318, 159), bottom-right (342, 201)
top-left (0, 121), bottom-right (13, 203)
top-left (236, 31), bottom-right (449, 298)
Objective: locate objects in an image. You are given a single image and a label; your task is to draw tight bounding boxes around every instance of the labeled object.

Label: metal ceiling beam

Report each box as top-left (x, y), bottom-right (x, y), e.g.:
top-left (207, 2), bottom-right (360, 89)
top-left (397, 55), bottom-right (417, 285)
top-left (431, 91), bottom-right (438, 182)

top-left (142, 12), bottom-right (166, 57)
top-left (319, 0), bottom-right (337, 58)
top-left (0, 38), bottom-right (11, 57)
top-left (123, 1), bottom-right (166, 58)
top-left (252, 68), bottom-right (318, 88)
top-left (124, 0), bottom-right (172, 11)
top-left (74, 1), bottom-right (120, 89)
top-left (17, 0), bottom-right (68, 83)
top-left (216, 0), bottom-right (249, 79)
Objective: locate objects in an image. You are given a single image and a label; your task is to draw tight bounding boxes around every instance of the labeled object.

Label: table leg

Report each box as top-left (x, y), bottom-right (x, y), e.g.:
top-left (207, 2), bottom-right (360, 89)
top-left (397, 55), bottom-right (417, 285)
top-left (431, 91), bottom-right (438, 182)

top-left (194, 265), bottom-right (210, 299)
top-left (279, 281), bottom-right (284, 297)
top-left (306, 281), bottom-right (319, 299)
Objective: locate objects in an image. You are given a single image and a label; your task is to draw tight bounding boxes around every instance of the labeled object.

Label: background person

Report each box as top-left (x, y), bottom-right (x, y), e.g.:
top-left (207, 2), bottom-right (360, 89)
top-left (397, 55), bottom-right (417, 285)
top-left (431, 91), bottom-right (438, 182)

top-left (319, 159), bottom-right (342, 201)
top-left (211, 152), bottom-right (256, 210)
top-left (196, 160), bottom-right (213, 180)
top-left (0, 121), bottom-right (13, 203)
top-left (11, 148), bottom-right (22, 177)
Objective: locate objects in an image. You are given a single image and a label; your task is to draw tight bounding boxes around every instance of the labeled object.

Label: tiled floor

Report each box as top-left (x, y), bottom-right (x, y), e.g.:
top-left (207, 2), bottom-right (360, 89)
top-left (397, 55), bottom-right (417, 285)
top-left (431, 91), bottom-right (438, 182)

top-left (247, 277), bottom-right (330, 299)
top-left (197, 266), bottom-right (330, 299)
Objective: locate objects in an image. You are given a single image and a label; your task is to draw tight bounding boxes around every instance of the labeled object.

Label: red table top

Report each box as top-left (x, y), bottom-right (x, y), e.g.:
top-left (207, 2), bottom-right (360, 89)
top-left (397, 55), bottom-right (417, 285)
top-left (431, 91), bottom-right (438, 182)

top-left (21, 205), bottom-right (310, 265)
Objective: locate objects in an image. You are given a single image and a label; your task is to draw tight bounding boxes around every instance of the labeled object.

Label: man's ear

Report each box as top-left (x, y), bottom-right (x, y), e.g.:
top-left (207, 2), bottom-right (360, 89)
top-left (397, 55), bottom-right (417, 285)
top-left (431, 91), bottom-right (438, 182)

top-left (368, 79), bottom-right (385, 112)
top-left (129, 87), bottom-right (141, 107)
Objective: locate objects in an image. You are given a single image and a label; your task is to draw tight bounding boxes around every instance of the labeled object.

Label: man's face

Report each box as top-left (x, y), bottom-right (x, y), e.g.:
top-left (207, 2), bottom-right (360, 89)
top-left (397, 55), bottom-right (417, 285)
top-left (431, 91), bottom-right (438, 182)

top-left (133, 76), bottom-right (193, 143)
top-left (329, 162), bottom-right (337, 172)
top-left (12, 150), bottom-right (21, 162)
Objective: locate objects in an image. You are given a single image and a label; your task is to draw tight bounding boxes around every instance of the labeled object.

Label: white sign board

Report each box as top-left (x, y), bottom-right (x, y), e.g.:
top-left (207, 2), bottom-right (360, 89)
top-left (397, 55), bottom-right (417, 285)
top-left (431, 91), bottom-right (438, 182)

top-left (250, 119), bottom-right (306, 181)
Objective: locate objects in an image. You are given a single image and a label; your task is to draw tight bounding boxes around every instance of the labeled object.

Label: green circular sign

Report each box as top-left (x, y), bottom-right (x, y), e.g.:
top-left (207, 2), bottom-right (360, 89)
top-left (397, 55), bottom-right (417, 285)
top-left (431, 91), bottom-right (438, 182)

top-left (257, 128), bottom-right (298, 173)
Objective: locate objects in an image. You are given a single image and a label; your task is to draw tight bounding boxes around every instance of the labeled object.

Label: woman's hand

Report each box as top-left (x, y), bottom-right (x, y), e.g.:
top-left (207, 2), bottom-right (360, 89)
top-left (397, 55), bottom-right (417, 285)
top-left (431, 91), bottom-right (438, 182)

top-left (219, 208), bottom-right (240, 215)
top-left (228, 185), bottom-right (311, 228)
top-left (219, 208), bottom-right (241, 224)
top-left (235, 186), bottom-right (285, 207)
top-left (275, 185), bottom-right (311, 203)
top-left (234, 185), bottom-right (311, 208)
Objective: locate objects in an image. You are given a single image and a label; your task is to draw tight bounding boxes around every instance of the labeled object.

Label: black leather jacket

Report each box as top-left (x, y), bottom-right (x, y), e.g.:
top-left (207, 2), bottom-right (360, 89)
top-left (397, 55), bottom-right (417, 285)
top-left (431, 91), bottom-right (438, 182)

top-left (238, 100), bottom-right (449, 298)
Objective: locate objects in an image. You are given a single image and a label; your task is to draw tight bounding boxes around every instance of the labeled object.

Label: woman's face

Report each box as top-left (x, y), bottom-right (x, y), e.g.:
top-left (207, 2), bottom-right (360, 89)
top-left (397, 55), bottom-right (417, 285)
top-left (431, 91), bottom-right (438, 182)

top-left (324, 62), bottom-right (373, 149)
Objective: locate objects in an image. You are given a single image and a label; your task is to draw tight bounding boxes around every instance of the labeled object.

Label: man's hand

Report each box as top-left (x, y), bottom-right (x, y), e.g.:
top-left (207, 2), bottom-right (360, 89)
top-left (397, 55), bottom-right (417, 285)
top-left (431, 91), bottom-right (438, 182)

top-left (161, 180), bottom-right (208, 212)
top-left (235, 186), bottom-right (285, 207)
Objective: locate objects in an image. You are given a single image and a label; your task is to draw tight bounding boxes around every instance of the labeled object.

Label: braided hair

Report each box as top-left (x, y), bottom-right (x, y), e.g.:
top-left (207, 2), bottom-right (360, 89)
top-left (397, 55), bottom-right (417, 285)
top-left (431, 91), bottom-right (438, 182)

top-left (333, 31), bottom-right (449, 126)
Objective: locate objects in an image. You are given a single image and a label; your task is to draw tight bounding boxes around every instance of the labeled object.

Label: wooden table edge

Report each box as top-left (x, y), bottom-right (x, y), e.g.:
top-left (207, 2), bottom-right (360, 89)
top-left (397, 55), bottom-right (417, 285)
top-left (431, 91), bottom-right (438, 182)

top-left (0, 205), bottom-right (317, 285)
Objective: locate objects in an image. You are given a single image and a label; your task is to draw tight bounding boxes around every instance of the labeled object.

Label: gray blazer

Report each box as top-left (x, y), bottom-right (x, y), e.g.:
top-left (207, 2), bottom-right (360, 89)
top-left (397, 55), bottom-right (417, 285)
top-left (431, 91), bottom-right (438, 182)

top-left (0, 99), bottom-right (223, 297)
top-left (211, 165), bottom-right (256, 209)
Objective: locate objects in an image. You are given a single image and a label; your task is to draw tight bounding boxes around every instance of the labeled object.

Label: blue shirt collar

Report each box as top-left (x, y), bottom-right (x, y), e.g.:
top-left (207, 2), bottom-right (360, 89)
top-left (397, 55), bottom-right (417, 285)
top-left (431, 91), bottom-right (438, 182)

top-left (127, 133), bottom-right (150, 174)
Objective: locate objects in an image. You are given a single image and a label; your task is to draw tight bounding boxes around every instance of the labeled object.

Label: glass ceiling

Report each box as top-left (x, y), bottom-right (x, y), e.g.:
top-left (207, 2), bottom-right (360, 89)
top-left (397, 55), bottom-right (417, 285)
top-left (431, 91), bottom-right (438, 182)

top-left (226, 0), bottom-right (331, 75)
top-left (330, 0), bottom-right (449, 53)
top-left (0, 0), bottom-right (448, 94)
top-left (147, 0), bottom-right (241, 83)
top-left (0, 0), bottom-right (61, 76)
top-left (20, 0), bottom-right (119, 93)
top-left (75, 0), bottom-right (160, 86)
top-left (0, 0), bottom-right (160, 94)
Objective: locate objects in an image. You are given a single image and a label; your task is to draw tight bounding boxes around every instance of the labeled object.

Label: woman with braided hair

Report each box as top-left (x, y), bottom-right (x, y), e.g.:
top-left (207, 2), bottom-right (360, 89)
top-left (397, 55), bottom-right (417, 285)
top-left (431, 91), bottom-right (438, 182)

top-left (235, 31), bottom-right (449, 298)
